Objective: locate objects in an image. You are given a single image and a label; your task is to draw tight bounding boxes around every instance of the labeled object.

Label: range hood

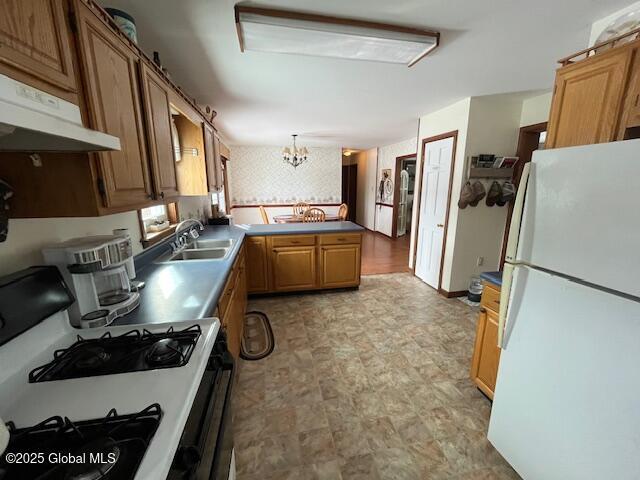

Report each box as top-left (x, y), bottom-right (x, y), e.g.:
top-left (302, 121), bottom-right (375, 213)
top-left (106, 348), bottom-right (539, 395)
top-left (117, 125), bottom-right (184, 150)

top-left (0, 73), bottom-right (120, 152)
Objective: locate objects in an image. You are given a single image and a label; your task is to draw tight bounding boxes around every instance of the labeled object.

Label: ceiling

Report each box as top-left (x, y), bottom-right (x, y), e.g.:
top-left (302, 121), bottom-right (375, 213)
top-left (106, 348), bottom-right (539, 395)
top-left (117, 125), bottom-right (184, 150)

top-left (101, 0), bottom-right (630, 148)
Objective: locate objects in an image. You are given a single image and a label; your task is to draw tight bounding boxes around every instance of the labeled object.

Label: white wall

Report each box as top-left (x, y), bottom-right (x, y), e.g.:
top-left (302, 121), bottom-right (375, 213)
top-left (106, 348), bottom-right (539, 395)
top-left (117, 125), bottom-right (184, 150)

top-left (411, 98), bottom-right (472, 284)
top-left (0, 196), bottom-right (212, 276)
top-left (374, 137), bottom-right (417, 237)
top-left (520, 91), bottom-right (553, 127)
top-left (446, 95), bottom-right (521, 292)
top-left (355, 148), bottom-right (378, 229)
top-left (411, 94), bottom-right (525, 293)
top-left (227, 146), bottom-right (341, 209)
top-left (589, 2), bottom-right (640, 45)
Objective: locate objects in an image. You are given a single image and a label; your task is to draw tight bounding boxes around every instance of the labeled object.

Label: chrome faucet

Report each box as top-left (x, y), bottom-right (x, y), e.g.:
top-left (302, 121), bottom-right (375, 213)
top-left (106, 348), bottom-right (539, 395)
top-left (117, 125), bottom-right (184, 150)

top-left (171, 219), bottom-right (205, 253)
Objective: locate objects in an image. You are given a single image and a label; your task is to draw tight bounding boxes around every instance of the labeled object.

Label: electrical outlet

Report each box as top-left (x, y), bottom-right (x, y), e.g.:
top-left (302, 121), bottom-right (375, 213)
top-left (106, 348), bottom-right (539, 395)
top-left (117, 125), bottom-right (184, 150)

top-left (477, 256), bottom-right (484, 266)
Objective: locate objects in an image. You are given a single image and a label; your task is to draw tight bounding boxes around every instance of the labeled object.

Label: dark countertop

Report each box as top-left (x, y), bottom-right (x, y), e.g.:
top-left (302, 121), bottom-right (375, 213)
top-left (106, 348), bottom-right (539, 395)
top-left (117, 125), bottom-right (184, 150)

top-left (115, 222), bottom-right (363, 326)
top-left (480, 271), bottom-right (503, 287)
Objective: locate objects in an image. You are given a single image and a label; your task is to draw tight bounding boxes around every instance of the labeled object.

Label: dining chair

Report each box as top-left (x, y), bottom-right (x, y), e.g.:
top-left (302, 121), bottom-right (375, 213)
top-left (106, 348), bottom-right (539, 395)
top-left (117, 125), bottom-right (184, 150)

top-left (293, 202), bottom-right (310, 216)
top-left (302, 208), bottom-right (326, 222)
top-left (338, 203), bottom-right (348, 220)
top-left (259, 205), bottom-right (269, 224)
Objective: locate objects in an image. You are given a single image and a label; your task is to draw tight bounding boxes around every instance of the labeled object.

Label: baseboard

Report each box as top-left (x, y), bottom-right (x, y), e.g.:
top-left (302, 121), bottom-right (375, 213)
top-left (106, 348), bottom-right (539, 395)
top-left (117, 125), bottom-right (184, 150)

top-left (440, 289), bottom-right (467, 298)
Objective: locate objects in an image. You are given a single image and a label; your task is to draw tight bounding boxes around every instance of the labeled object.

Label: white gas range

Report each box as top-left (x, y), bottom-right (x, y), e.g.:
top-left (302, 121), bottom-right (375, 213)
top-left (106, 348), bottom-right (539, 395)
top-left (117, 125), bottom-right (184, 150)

top-left (0, 266), bottom-right (234, 480)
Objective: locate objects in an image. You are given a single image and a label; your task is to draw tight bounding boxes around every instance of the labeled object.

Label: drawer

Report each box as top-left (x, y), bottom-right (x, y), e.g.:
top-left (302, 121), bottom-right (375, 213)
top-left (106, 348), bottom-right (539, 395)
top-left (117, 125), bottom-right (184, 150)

top-left (271, 235), bottom-right (316, 247)
top-left (319, 233), bottom-right (361, 245)
top-left (481, 283), bottom-right (501, 313)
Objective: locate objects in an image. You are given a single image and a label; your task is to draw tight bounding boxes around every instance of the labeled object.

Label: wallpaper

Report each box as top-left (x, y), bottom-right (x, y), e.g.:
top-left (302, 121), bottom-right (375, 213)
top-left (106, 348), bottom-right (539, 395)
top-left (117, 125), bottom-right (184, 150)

top-left (228, 146), bottom-right (342, 205)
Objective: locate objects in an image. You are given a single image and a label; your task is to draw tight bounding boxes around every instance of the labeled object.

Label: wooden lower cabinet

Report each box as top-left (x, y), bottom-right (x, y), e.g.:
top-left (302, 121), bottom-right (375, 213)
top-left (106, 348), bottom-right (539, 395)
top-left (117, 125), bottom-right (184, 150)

top-left (218, 250), bottom-right (246, 359)
top-left (246, 233), bottom-right (362, 294)
top-left (246, 237), bottom-right (269, 293)
top-left (320, 244), bottom-right (361, 288)
top-left (470, 282), bottom-right (502, 400)
top-left (270, 246), bottom-right (317, 292)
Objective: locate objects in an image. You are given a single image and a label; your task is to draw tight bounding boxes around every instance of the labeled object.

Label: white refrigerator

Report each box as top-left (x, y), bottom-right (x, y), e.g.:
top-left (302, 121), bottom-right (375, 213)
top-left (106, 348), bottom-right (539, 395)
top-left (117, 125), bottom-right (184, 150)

top-left (487, 139), bottom-right (640, 480)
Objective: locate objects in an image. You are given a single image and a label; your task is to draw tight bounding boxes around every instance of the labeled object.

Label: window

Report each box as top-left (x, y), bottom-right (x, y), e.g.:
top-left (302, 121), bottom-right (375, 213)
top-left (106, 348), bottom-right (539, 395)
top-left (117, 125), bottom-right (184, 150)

top-left (138, 202), bottom-right (179, 247)
top-left (211, 158), bottom-right (230, 215)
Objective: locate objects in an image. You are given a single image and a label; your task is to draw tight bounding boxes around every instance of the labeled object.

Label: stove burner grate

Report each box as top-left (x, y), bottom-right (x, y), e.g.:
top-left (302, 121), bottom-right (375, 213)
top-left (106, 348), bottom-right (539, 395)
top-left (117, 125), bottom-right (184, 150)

top-left (28, 324), bottom-right (201, 383)
top-left (0, 404), bottom-right (162, 480)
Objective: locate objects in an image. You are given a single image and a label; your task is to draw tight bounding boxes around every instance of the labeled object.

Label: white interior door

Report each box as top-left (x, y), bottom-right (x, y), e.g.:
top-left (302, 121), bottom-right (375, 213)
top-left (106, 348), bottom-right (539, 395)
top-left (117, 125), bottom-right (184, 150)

top-left (415, 136), bottom-right (454, 288)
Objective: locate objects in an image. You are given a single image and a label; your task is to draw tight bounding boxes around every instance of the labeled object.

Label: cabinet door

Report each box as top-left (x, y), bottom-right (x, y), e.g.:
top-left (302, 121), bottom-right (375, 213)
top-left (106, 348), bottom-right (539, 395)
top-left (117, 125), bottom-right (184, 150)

top-left (0, 0), bottom-right (76, 93)
top-left (470, 308), bottom-right (501, 399)
top-left (320, 244), bottom-right (361, 288)
top-left (75, 2), bottom-right (153, 208)
top-left (246, 237), bottom-right (269, 293)
top-left (270, 246), bottom-right (316, 291)
top-left (213, 133), bottom-right (223, 190)
top-left (203, 123), bottom-right (217, 192)
top-left (139, 63), bottom-right (178, 200)
top-left (222, 285), bottom-right (241, 358)
top-left (547, 47), bottom-right (633, 148)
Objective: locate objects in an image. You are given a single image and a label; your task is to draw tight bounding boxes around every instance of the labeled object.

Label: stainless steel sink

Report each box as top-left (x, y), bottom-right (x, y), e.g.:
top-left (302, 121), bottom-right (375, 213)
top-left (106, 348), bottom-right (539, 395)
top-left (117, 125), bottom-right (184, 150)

top-left (186, 238), bottom-right (234, 250)
top-left (168, 248), bottom-right (230, 261)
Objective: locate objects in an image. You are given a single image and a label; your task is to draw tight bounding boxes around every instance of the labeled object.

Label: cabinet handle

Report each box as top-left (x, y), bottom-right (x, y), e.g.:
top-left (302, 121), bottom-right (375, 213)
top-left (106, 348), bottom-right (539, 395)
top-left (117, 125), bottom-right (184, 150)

top-left (437, 224), bottom-right (444, 228)
top-left (480, 307), bottom-right (486, 313)
top-left (337, 237), bottom-right (346, 241)
top-left (160, 191), bottom-right (165, 199)
top-left (635, 94), bottom-right (640, 107)
top-left (291, 240), bottom-right (300, 244)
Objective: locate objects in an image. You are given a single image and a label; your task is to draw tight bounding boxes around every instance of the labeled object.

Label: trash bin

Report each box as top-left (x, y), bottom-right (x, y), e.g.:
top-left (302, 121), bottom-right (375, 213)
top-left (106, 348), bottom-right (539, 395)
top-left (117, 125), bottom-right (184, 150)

top-left (468, 276), bottom-right (483, 302)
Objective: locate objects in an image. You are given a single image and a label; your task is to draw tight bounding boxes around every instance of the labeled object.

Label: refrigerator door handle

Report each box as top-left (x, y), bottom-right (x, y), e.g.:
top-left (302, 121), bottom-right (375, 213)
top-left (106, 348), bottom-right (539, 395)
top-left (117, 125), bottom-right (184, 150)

top-left (504, 162), bottom-right (531, 263)
top-left (498, 263), bottom-right (515, 349)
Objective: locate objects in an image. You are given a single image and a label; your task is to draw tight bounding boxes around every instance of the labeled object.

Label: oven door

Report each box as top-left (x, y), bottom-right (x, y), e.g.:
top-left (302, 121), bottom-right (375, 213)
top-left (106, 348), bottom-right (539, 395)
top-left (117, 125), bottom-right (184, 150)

top-left (168, 334), bottom-right (234, 480)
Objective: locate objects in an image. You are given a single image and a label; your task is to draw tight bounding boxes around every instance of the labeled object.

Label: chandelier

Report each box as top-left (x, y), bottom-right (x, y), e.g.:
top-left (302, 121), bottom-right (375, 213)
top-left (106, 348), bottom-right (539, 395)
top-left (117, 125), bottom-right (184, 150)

top-left (282, 134), bottom-right (309, 168)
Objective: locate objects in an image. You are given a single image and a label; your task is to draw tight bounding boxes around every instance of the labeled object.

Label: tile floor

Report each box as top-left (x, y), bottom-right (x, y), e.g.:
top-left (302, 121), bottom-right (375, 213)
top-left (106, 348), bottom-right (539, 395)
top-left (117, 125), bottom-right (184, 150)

top-left (233, 273), bottom-right (521, 480)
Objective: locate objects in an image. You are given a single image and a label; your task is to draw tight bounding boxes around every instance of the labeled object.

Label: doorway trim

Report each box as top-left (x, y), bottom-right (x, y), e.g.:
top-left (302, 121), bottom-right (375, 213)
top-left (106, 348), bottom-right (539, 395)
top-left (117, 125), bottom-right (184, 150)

top-left (499, 121), bottom-right (547, 267)
top-left (392, 153), bottom-right (417, 238)
top-left (412, 130), bottom-right (458, 293)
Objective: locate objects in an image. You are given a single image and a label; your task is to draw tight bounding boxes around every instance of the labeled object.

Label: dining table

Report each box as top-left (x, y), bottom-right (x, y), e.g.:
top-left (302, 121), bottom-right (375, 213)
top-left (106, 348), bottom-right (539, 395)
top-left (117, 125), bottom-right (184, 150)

top-left (272, 213), bottom-right (342, 223)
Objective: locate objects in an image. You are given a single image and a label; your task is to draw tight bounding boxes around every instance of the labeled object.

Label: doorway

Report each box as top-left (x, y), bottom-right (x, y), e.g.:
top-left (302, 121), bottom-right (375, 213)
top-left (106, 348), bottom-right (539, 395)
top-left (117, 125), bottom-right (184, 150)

top-left (392, 154), bottom-right (416, 238)
top-left (413, 131), bottom-right (457, 290)
top-left (500, 122), bottom-right (547, 267)
top-left (341, 151), bottom-right (358, 222)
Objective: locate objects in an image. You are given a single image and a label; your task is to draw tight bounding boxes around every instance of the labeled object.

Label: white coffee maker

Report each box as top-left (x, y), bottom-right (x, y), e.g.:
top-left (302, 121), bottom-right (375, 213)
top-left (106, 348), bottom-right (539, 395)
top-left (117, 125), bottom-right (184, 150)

top-left (42, 234), bottom-right (140, 328)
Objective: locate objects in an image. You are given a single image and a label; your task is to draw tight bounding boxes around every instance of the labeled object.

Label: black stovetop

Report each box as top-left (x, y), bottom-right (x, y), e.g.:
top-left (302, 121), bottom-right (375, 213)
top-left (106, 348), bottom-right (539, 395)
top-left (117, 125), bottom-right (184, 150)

top-left (0, 404), bottom-right (162, 480)
top-left (29, 325), bottom-right (201, 382)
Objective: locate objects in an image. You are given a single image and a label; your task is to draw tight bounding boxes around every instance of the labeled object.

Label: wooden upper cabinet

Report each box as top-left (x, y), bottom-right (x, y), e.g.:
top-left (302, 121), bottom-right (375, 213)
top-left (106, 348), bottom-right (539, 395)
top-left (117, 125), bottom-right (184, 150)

top-left (74, 1), bottom-right (153, 209)
top-left (139, 62), bottom-right (178, 200)
top-left (203, 123), bottom-right (218, 192)
top-left (547, 46), bottom-right (634, 149)
top-left (0, 0), bottom-right (77, 95)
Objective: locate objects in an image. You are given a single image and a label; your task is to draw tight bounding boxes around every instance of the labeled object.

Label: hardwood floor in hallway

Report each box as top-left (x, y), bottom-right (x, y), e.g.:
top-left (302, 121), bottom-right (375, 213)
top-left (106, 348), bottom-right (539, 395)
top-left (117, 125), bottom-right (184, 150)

top-left (361, 230), bottom-right (411, 275)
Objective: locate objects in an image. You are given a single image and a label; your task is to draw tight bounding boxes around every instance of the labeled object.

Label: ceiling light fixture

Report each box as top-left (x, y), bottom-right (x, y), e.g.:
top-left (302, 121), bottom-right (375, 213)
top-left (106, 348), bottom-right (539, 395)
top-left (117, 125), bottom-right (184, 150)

top-left (282, 134), bottom-right (308, 168)
top-left (234, 5), bottom-right (440, 67)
